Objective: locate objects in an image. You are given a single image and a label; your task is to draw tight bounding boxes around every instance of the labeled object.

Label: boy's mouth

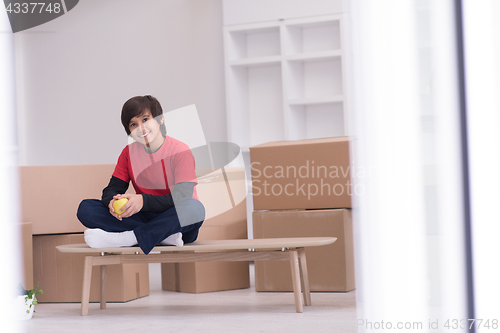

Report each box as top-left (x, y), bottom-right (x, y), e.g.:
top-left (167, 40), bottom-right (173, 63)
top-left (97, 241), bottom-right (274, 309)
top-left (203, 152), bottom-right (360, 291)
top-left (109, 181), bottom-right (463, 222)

top-left (139, 131), bottom-right (150, 138)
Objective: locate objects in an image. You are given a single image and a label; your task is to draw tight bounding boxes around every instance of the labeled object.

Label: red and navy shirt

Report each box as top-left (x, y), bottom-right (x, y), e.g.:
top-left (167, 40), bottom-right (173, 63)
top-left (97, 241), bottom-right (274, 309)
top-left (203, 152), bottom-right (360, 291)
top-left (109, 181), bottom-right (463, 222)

top-left (101, 136), bottom-right (198, 213)
top-left (113, 135), bottom-right (198, 199)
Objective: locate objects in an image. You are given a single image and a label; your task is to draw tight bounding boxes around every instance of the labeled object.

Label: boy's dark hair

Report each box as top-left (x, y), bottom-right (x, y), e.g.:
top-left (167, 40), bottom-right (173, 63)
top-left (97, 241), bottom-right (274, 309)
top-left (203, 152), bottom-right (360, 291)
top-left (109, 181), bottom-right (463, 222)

top-left (121, 95), bottom-right (167, 136)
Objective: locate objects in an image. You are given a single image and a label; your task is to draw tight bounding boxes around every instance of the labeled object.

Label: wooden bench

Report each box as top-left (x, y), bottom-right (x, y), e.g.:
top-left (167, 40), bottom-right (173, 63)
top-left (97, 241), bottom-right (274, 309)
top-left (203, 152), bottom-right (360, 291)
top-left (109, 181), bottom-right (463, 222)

top-left (56, 237), bottom-right (336, 315)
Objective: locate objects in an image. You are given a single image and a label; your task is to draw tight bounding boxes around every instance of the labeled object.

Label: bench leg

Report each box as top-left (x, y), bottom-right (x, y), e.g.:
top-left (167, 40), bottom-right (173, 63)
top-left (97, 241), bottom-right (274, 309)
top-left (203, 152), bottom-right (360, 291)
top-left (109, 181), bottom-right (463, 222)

top-left (289, 250), bottom-right (303, 313)
top-left (100, 265), bottom-right (107, 309)
top-left (297, 247), bottom-right (311, 306)
top-left (81, 256), bottom-right (93, 316)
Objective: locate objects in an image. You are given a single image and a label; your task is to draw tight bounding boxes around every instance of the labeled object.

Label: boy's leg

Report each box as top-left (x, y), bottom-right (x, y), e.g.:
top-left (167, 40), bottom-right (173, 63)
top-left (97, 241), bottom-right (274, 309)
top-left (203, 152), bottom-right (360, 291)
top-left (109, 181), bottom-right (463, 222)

top-left (77, 199), bottom-right (151, 248)
top-left (77, 198), bottom-right (205, 253)
top-left (133, 198), bottom-right (205, 254)
top-left (181, 223), bottom-right (202, 244)
top-left (77, 199), bottom-right (147, 231)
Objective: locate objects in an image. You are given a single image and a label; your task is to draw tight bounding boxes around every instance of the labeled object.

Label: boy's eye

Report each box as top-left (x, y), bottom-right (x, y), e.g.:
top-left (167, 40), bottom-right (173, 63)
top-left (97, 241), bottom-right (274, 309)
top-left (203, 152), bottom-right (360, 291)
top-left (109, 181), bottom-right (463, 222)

top-left (130, 123), bottom-right (136, 127)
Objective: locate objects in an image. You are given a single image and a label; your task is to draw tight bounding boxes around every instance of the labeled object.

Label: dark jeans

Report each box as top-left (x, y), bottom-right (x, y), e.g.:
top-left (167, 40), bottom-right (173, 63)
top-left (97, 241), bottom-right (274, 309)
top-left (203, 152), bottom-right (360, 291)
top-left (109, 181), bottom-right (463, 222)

top-left (77, 198), bottom-right (205, 254)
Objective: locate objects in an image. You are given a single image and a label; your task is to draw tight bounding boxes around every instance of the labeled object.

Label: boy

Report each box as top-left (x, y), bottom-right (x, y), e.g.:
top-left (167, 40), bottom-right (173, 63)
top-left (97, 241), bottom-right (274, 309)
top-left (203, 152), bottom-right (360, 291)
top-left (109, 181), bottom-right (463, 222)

top-left (77, 95), bottom-right (205, 255)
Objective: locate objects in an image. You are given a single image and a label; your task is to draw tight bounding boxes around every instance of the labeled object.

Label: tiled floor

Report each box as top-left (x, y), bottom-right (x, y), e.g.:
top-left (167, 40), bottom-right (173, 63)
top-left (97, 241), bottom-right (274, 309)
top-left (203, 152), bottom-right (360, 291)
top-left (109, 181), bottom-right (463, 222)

top-left (19, 263), bottom-right (357, 333)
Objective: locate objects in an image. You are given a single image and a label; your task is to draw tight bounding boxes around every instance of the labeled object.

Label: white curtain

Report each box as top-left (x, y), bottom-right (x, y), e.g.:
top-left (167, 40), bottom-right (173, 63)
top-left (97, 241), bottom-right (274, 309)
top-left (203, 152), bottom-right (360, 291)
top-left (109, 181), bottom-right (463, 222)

top-left (349, 0), bottom-right (473, 331)
top-left (0, 6), bottom-right (23, 333)
top-left (462, 0), bottom-right (500, 329)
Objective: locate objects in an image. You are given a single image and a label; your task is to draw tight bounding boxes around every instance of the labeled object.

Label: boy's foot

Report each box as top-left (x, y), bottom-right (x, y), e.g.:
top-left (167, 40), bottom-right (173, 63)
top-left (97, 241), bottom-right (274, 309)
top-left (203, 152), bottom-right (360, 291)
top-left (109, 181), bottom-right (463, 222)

top-left (84, 229), bottom-right (138, 248)
top-left (159, 232), bottom-right (184, 247)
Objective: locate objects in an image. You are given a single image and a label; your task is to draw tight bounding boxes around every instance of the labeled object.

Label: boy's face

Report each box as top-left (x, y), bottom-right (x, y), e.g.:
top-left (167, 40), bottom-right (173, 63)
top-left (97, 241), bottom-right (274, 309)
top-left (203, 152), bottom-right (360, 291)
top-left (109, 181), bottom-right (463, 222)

top-left (128, 109), bottom-right (164, 149)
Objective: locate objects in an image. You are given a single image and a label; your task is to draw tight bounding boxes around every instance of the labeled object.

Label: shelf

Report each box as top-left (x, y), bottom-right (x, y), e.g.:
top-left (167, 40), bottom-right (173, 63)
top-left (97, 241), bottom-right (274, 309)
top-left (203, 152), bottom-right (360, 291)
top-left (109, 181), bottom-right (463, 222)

top-left (224, 14), bottom-right (347, 148)
top-left (284, 18), bottom-right (341, 55)
top-left (226, 63), bottom-right (284, 148)
top-left (287, 103), bottom-right (344, 140)
top-left (286, 50), bottom-right (342, 63)
top-left (288, 96), bottom-right (343, 106)
top-left (229, 56), bottom-right (281, 68)
top-left (226, 26), bottom-right (280, 60)
top-left (225, 23), bottom-right (280, 33)
top-left (286, 57), bottom-right (343, 100)
top-left (228, 50), bottom-right (342, 67)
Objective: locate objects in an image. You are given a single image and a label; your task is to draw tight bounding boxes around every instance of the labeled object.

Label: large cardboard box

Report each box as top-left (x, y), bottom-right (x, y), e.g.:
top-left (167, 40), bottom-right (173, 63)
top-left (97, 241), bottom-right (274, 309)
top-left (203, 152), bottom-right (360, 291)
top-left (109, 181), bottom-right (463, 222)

top-left (20, 164), bottom-right (245, 234)
top-left (161, 167), bottom-right (250, 293)
top-left (250, 137), bottom-right (352, 210)
top-left (20, 164), bottom-right (124, 235)
top-left (253, 209), bottom-right (355, 292)
top-left (161, 199), bottom-right (250, 293)
top-left (196, 167), bottom-right (248, 221)
top-left (33, 234), bottom-right (149, 303)
top-left (22, 163), bottom-right (249, 295)
top-left (20, 222), bottom-right (34, 290)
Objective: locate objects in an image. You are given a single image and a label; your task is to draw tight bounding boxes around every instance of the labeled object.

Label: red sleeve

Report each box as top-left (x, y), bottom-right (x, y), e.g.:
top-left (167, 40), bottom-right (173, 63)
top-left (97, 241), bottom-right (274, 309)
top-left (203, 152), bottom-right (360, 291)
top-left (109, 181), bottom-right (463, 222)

top-left (112, 146), bottom-right (131, 183)
top-left (173, 149), bottom-right (197, 185)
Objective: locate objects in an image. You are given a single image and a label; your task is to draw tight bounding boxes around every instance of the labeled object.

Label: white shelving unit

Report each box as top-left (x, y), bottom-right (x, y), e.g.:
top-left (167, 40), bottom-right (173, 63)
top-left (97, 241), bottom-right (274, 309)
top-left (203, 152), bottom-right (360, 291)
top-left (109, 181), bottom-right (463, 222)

top-left (224, 14), bottom-right (348, 151)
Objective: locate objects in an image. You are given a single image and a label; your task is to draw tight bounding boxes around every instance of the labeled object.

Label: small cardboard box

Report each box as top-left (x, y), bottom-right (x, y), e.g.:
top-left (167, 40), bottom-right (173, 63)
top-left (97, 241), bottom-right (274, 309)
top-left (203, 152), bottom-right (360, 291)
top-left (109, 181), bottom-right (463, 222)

top-left (20, 222), bottom-right (34, 290)
top-left (33, 234), bottom-right (149, 303)
top-left (253, 209), bottom-right (355, 292)
top-left (161, 167), bottom-right (250, 293)
top-left (249, 137), bottom-right (352, 210)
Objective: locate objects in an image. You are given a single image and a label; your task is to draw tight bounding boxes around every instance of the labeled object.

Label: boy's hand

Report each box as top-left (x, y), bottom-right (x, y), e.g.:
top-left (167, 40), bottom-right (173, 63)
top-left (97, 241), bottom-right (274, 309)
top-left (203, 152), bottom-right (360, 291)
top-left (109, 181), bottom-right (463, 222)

top-left (108, 197), bottom-right (122, 220)
top-left (111, 194), bottom-right (143, 219)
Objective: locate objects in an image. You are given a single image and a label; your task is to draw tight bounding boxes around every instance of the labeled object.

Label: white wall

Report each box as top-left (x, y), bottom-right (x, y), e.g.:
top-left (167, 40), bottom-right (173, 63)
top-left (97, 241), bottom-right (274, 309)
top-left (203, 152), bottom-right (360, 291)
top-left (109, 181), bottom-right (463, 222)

top-left (15, 0), bottom-right (226, 166)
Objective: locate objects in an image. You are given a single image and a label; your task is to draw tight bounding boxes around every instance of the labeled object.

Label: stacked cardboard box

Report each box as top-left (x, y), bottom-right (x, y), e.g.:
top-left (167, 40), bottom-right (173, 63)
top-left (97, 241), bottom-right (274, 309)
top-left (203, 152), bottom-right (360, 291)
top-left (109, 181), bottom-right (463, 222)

top-left (20, 164), bottom-right (250, 301)
top-left (20, 164), bottom-right (149, 302)
top-left (161, 167), bottom-right (250, 293)
top-left (249, 137), bottom-right (355, 292)
top-left (19, 222), bottom-right (33, 290)
top-left (33, 234), bottom-right (149, 302)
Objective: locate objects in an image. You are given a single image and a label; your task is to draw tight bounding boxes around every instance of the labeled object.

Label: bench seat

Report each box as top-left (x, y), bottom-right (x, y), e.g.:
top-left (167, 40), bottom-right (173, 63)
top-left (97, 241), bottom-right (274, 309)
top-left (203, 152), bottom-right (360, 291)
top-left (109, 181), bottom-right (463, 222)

top-left (56, 237), bottom-right (336, 315)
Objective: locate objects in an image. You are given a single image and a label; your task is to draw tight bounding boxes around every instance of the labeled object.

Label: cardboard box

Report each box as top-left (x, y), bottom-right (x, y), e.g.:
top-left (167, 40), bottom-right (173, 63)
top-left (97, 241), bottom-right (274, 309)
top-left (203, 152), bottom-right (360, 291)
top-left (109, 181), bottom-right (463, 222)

top-left (253, 209), bottom-right (355, 292)
top-left (161, 167), bottom-right (250, 293)
top-left (20, 164), bottom-right (245, 235)
top-left (250, 137), bottom-right (352, 210)
top-left (196, 167), bottom-right (247, 220)
top-left (19, 164), bottom-right (127, 235)
top-left (20, 222), bottom-right (34, 290)
top-left (33, 234), bottom-right (149, 303)
top-left (21, 163), bottom-right (249, 295)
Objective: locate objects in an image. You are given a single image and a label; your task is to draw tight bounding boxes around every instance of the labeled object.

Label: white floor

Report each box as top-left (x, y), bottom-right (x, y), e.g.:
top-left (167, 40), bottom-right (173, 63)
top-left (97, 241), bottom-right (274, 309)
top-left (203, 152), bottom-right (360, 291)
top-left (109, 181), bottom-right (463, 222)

top-left (19, 263), bottom-right (357, 333)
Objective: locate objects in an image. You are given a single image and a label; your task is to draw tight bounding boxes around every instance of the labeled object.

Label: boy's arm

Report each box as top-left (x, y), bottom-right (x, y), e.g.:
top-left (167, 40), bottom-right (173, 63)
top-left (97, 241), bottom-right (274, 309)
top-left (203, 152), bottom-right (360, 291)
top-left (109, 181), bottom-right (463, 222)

top-left (141, 182), bottom-right (196, 213)
top-left (172, 182), bottom-right (195, 203)
top-left (101, 176), bottom-right (130, 207)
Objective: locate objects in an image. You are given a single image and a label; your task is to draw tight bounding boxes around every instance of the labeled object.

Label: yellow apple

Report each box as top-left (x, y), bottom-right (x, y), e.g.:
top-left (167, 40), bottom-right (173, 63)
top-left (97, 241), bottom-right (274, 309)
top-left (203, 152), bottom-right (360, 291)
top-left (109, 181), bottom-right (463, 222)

top-left (113, 198), bottom-right (128, 215)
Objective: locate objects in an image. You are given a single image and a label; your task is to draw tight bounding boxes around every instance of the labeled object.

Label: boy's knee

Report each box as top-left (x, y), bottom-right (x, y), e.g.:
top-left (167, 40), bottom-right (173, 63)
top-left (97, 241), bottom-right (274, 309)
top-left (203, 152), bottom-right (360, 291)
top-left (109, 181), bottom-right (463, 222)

top-left (175, 198), bottom-right (205, 227)
top-left (77, 199), bottom-right (101, 226)
top-left (176, 198), bottom-right (205, 212)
